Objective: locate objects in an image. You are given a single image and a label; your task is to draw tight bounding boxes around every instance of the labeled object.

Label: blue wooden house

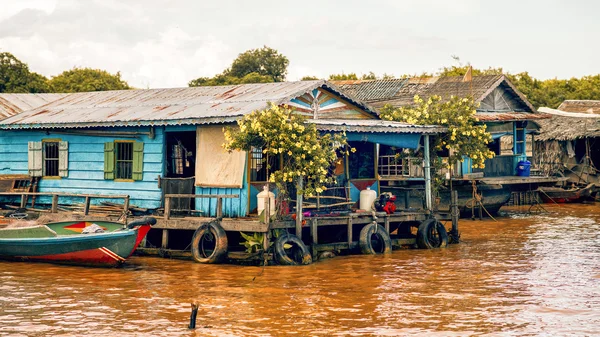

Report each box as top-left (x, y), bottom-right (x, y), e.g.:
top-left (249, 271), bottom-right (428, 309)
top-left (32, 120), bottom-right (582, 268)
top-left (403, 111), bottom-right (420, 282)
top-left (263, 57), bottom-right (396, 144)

top-left (0, 81), bottom-right (444, 217)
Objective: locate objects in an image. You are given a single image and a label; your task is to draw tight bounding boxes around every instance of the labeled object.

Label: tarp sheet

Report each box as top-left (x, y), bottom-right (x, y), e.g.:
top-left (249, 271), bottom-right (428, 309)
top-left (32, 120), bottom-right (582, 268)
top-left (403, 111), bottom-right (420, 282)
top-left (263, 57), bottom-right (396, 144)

top-left (346, 132), bottom-right (422, 149)
top-left (196, 125), bottom-right (246, 188)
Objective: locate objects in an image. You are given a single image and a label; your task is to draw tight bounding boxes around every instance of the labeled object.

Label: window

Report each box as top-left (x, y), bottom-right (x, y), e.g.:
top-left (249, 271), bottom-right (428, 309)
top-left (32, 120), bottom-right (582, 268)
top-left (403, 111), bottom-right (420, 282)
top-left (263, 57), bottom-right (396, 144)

top-left (116, 142), bottom-right (134, 179)
top-left (104, 141), bottom-right (144, 181)
top-left (249, 147), bottom-right (281, 182)
top-left (28, 140), bottom-right (68, 178)
top-left (43, 141), bottom-right (60, 177)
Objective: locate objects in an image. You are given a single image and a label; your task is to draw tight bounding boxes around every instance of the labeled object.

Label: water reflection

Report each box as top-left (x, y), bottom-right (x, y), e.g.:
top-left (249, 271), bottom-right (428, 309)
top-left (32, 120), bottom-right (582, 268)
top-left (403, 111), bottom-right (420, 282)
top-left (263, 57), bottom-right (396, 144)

top-left (0, 204), bottom-right (599, 336)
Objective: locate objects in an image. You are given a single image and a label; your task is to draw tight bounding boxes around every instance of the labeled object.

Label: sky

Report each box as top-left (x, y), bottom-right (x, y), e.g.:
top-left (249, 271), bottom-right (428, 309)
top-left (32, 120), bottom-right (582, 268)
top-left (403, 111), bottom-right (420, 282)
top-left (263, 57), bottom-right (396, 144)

top-left (1, 0), bottom-right (599, 89)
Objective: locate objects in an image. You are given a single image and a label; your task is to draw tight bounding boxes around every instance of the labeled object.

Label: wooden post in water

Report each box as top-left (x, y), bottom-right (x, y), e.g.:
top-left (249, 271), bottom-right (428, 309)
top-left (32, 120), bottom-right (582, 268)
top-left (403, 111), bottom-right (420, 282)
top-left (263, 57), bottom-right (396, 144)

top-left (296, 177), bottom-right (303, 240)
top-left (451, 190), bottom-right (459, 243)
top-left (188, 301), bottom-right (199, 329)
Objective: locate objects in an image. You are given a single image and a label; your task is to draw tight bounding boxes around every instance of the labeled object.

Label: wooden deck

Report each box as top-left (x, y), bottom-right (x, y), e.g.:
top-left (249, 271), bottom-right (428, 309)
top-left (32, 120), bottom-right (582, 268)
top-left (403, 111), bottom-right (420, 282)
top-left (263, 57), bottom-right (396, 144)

top-left (140, 210), bottom-right (452, 261)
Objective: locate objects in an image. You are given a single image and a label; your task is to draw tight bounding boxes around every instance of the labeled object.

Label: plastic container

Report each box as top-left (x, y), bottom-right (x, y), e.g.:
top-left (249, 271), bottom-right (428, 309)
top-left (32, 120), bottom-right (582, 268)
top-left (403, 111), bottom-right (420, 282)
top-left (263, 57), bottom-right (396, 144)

top-left (257, 186), bottom-right (275, 216)
top-left (516, 160), bottom-right (531, 177)
top-left (359, 186), bottom-right (377, 211)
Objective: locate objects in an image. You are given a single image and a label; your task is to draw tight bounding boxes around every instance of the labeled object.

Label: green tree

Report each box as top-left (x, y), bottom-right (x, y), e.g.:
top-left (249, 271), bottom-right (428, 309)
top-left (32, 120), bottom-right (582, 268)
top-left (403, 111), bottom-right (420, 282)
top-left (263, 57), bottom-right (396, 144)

top-left (223, 103), bottom-right (351, 196)
top-left (0, 52), bottom-right (49, 93)
top-left (188, 72), bottom-right (273, 87)
top-left (189, 46), bottom-right (287, 86)
top-left (227, 46), bottom-right (289, 82)
top-left (380, 95), bottom-right (494, 169)
top-left (300, 76), bottom-right (320, 81)
top-left (329, 73), bottom-right (358, 80)
top-left (49, 68), bottom-right (130, 93)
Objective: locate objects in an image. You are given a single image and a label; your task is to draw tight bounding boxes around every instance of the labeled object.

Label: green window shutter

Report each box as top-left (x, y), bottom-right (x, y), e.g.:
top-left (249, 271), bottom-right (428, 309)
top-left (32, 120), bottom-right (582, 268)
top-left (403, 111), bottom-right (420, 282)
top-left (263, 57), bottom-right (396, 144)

top-left (132, 142), bottom-right (144, 181)
top-left (28, 141), bottom-right (43, 177)
top-left (104, 142), bottom-right (115, 180)
top-left (58, 141), bottom-right (69, 177)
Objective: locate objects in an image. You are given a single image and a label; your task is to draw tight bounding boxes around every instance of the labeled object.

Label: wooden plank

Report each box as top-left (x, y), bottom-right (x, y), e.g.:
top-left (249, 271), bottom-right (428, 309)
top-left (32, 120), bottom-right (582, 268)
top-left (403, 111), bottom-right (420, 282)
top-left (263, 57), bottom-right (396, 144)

top-left (216, 197), bottom-right (223, 219)
top-left (384, 216), bottom-right (390, 233)
top-left (391, 238), bottom-right (416, 246)
top-left (347, 217), bottom-right (352, 246)
top-left (0, 192), bottom-right (129, 198)
top-left (164, 197), bottom-right (171, 220)
top-left (311, 218), bottom-right (318, 257)
top-left (20, 194), bottom-right (27, 208)
top-left (314, 242), bottom-right (358, 252)
top-left (161, 229), bottom-right (169, 249)
top-left (164, 194), bottom-right (239, 199)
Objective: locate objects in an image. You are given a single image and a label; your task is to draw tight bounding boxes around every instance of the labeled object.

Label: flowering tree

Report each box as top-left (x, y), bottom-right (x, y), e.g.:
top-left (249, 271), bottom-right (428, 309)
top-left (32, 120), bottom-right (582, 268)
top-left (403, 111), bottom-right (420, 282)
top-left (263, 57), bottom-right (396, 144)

top-left (223, 103), bottom-right (350, 197)
top-left (380, 95), bottom-right (494, 169)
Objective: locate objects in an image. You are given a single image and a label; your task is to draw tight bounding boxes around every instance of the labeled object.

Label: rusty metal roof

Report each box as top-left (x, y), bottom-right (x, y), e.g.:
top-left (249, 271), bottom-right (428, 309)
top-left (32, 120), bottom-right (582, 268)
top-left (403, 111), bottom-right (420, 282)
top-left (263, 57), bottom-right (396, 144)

top-left (310, 119), bottom-right (445, 134)
top-left (333, 79), bottom-right (408, 101)
top-left (0, 81), bottom-right (376, 129)
top-left (0, 93), bottom-right (68, 120)
top-left (557, 100), bottom-right (600, 114)
top-left (476, 112), bottom-right (550, 122)
top-left (334, 75), bottom-right (539, 116)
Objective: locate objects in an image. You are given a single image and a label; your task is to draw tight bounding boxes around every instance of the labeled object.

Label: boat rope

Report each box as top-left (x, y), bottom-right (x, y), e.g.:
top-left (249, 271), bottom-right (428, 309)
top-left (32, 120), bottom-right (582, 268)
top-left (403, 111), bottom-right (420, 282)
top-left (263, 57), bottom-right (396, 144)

top-left (467, 181), bottom-right (497, 221)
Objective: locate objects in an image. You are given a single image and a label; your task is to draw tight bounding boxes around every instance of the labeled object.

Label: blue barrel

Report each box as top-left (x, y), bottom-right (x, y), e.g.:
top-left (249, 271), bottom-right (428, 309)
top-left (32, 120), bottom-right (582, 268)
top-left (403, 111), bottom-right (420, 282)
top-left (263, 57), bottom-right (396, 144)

top-left (516, 160), bottom-right (531, 177)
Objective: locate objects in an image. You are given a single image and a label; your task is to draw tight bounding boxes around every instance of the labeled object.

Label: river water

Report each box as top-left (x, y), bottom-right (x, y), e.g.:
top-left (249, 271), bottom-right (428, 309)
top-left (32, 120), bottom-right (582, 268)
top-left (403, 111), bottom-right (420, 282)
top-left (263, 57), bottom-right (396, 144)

top-left (1, 203), bottom-right (599, 336)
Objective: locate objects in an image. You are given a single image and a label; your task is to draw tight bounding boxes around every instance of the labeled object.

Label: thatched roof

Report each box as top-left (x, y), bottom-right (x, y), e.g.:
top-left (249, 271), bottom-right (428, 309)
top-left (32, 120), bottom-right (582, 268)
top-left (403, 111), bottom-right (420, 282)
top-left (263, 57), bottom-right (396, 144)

top-left (535, 106), bottom-right (600, 141)
top-left (333, 75), bottom-right (545, 122)
top-left (558, 100), bottom-right (600, 114)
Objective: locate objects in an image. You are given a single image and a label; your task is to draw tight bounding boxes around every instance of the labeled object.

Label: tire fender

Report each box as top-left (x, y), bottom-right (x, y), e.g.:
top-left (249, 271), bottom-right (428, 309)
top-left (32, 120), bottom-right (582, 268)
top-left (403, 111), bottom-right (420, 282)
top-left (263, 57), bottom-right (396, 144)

top-left (359, 222), bottom-right (392, 255)
top-left (416, 219), bottom-right (448, 249)
top-left (274, 234), bottom-right (312, 265)
top-left (191, 220), bottom-right (228, 264)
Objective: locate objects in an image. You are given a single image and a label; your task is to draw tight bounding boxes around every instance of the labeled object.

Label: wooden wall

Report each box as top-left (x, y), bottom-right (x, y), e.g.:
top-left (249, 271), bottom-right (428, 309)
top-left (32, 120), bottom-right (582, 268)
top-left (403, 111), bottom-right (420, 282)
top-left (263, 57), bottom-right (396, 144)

top-left (0, 127), bottom-right (163, 209)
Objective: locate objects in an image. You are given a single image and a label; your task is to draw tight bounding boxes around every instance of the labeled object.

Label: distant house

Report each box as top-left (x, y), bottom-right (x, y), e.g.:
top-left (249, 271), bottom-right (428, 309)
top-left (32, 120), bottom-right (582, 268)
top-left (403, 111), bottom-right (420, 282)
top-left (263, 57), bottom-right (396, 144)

top-left (334, 75), bottom-right (549, 178)
top-left (0, 81), bottom-right (444, 217)
top-left (535, 101), bottom-right (600, 186)
top-left (0, 93), bottom-right (67, 120)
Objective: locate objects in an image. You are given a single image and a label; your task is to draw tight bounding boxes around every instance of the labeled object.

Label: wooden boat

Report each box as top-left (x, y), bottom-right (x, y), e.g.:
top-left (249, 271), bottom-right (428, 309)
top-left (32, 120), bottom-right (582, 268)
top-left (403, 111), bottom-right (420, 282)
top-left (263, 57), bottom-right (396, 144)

top-left (0, 217), bottom-right (156, 267)
top-left (539, 183), bottom-right (595, 203)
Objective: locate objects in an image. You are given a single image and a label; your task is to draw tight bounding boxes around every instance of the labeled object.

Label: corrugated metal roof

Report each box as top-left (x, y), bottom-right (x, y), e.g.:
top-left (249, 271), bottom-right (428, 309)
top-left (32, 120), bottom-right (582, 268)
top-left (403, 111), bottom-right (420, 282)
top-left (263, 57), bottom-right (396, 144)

top-left (333, 79), bottom-right (408, 101)
top-left (476, 112), bottom-right (550, 122)
top-left (334, 75), bottom-right (539, 117)
top-left (310, 119), bottom-right (446, 134)
top-left (0, 93), bottom-right (68, 120)
top-left (0, 81), bottom-right (376, 129)
top-left (558, 100), bottom-right (600, 114)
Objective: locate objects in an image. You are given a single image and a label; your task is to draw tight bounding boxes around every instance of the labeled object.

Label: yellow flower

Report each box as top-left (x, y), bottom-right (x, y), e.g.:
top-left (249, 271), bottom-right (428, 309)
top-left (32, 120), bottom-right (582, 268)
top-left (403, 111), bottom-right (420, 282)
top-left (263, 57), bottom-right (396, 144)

top-left (350, 147), bottom-right (356, 153)
top-left (287, 151), bottom-right (292, 156)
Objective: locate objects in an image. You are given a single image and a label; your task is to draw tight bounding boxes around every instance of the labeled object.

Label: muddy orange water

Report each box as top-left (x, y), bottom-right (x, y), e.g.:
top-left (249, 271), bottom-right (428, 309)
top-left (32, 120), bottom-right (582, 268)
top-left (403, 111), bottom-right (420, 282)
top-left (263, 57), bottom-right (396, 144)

top-left (1, 204), bottom-right (600, 336)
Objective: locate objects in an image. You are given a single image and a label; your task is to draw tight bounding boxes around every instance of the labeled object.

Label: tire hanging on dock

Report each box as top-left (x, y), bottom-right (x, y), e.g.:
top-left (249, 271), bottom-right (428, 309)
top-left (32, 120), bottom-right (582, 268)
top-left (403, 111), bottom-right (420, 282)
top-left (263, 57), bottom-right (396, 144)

top-left (273, 234), bottom-right (312, 265)
top-left (416, 219), bottom-right (448, 249)
top-left (191, 220), bottom-right (228, 264)
top-left (358, 222), bottom-right (392, 255)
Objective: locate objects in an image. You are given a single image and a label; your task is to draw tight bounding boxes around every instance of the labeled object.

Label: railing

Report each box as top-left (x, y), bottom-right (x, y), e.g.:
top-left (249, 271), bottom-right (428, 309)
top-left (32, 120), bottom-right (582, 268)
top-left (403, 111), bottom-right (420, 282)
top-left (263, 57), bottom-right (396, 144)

top-left (472, 155), bottom-right (516, 177)
top-left (0, 192), bottom-right (130, 215)
top-left (163, 194), bottom-right (239, 220)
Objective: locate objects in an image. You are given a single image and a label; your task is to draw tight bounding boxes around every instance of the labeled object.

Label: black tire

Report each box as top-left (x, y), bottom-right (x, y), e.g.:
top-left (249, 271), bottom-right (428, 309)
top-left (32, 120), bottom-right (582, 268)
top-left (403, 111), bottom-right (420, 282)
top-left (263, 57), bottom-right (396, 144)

top-left (274, 234), bottom-right (312, 265)
top-left (416, 219), bottom-right (448, 249)
top-left (359, 223), bottom-right (392, 255)
top-left (191, 221), bottom-right (228, 264)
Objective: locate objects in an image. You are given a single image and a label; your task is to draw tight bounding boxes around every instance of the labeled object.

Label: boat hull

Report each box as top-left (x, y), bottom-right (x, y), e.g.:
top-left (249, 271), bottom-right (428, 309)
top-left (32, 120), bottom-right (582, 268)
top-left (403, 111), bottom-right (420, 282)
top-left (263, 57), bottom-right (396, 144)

top-left (0, 219), bottom-right (154, 267)
top-left (539, 184), bottom-right (595, 204)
